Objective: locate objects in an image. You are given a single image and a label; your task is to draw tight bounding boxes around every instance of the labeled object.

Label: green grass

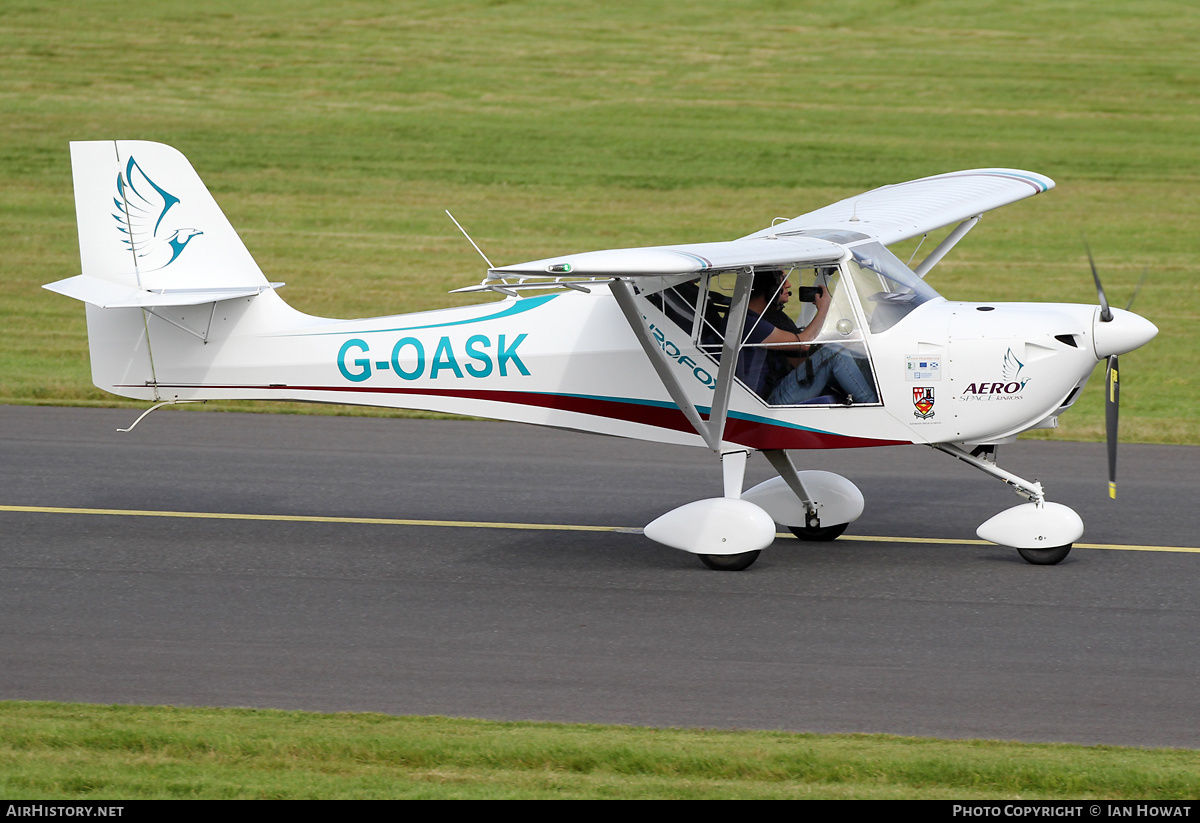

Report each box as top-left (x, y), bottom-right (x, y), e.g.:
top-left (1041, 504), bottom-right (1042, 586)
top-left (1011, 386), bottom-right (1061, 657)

top-left (2, 701), bottom-right (1199, 799)
top-left (2, 0), bottom-right (1196, 441)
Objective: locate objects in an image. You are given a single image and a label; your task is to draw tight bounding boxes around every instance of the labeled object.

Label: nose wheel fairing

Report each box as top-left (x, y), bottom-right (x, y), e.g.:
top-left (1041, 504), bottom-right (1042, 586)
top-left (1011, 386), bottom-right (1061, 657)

top-left (976, 502), bottom-right (1084, 552)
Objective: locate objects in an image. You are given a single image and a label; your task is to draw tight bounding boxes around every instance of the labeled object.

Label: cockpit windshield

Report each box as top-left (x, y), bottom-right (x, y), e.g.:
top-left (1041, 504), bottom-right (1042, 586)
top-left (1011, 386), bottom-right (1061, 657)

top-left (845, 242), bottom-right (941, 333)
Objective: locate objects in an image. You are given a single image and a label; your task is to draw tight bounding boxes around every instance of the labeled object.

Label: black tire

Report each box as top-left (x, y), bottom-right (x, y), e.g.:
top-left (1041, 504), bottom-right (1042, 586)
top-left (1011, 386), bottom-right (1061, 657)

top-left (698, 551), bottom-right (761, 571)
top-left (1017, 544), bottom-right (1072, 565)
top-left (788, 522), bottom-right (848, 542)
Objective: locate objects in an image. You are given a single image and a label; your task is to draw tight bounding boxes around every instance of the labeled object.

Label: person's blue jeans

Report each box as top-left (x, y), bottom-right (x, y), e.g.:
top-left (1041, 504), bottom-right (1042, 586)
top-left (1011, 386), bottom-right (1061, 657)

top-left (767, 343), bottom-right (879, 405)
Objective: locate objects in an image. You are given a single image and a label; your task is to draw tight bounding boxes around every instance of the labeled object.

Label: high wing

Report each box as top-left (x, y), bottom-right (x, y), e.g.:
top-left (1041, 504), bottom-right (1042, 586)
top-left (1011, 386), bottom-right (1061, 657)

top-left (486, 235), bottom-right (844, 279)
top-left (741, 168), bottom-right (1053, 247)
top-left (481, 169), bottom-right (1051, 290)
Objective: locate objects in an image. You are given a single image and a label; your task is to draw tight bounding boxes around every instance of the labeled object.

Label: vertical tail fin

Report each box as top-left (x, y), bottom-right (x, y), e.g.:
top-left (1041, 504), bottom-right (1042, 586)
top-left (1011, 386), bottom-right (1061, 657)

top-left (71, 140), bottom-right (269, 291)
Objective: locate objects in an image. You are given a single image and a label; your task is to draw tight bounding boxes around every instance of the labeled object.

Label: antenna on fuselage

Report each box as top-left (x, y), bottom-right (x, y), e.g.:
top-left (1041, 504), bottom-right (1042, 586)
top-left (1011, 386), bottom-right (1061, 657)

top-left (445, 210), bottom-right (494, 269)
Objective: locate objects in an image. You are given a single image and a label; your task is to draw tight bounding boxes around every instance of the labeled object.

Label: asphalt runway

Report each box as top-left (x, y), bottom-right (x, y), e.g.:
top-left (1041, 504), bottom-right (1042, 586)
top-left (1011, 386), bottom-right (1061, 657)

top-left (2, 404), bottom-right (1198, 748)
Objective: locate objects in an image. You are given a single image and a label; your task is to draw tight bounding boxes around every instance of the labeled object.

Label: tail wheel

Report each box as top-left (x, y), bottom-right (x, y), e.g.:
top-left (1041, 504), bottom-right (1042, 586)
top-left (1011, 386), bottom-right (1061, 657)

top-left (788, 523), bottom-right (848, 542)
top-left (697, 551), bottom-right (760, 571)
top-left (1017, 544), bottom-right (1072, 565)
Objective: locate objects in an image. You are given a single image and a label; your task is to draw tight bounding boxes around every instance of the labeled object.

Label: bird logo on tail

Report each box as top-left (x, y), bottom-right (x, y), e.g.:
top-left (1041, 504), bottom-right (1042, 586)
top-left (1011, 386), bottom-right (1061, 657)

top-left (113, 156), bottom-right (202, 271)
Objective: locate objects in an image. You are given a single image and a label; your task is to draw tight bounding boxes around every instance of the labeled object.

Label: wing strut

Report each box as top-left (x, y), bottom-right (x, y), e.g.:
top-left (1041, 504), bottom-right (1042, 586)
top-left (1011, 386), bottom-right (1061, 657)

top-left (610, 279), bottom-right (717, 450)
top-left (706, 270), bottom-right (753, 447)
top-left (612, 272), bottom-right (758, 453)
top-left (913, 216), bottom-right (980, 278)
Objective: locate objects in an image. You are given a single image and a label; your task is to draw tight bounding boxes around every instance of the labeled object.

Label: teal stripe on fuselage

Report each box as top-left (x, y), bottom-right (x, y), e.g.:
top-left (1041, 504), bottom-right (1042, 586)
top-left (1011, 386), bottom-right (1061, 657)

top-left (286, 293), bottom-right (558, 337)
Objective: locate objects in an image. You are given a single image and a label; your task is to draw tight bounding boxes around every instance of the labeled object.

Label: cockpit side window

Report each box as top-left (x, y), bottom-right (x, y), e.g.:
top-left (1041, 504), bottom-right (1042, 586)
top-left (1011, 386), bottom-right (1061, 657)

top-left (693, 266), bottom-right (880, 407)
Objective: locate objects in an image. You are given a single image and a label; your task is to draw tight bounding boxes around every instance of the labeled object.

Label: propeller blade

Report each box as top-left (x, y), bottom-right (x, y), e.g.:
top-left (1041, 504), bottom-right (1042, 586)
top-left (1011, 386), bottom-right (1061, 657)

top-left (1106, 354), bottom-right (1119, 499)
top-left (1125, 266), bottom-right (1149, 311)
top-left (1084, 236), bottom-right (1113, 322)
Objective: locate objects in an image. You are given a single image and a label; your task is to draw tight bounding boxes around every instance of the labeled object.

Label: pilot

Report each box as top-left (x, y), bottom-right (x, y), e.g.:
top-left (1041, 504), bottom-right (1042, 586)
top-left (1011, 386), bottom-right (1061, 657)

top-left (738, 269), bottom-right (878, 405)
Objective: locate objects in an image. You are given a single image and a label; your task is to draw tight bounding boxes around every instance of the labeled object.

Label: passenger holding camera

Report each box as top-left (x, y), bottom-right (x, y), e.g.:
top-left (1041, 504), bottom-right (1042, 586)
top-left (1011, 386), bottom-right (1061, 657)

top-left (738, 269), bottom-right (878, 405)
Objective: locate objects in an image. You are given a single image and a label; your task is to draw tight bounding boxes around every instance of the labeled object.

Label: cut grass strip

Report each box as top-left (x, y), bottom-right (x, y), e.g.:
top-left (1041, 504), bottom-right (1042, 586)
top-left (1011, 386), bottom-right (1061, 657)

top-left (2, 702), bottom-right (1199, 800)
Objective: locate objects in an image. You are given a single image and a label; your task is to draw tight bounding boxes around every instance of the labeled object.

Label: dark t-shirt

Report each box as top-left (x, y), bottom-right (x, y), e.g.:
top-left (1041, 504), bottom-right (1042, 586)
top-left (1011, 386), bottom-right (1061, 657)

top-left (736, 311), bottom-right (777, 398)
top-left (762, 307), bottom-right (802, 397)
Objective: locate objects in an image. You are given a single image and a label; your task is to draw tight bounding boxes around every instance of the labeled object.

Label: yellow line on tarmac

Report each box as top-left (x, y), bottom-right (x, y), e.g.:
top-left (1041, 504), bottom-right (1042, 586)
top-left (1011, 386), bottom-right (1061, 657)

top-left (0, 504), bottom-right (625, 533)
top-left (3, 504), bottom-right (1198, 554)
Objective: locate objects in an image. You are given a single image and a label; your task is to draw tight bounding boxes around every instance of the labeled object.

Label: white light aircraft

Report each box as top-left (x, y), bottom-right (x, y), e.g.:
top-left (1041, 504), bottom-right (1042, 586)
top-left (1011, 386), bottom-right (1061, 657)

top-left (46, 141), bottom-right (1158, 570)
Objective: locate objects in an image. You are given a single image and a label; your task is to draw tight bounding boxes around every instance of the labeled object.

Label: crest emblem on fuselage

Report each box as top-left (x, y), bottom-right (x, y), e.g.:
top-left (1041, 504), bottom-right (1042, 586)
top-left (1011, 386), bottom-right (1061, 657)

top-left (913, 386), bottom-right (935, 418)
top-left (113, 156), bottom-right (202, 271)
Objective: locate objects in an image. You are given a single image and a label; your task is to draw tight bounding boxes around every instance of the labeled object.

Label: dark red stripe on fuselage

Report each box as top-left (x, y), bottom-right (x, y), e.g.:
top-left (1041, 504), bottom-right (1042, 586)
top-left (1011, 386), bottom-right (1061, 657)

top-left (128, 383), bottom-right (906, 450)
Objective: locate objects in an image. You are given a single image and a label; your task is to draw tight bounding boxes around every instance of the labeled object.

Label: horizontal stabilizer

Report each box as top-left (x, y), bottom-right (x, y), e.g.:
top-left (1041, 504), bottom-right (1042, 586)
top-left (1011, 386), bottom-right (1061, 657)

top-left (43, 274), bottom-right (283, 308)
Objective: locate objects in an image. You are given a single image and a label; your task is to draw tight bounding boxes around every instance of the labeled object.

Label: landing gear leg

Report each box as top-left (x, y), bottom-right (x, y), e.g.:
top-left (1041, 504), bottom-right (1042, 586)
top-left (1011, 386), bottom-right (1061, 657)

top-left (738, 450), bottom-right (864, 542)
